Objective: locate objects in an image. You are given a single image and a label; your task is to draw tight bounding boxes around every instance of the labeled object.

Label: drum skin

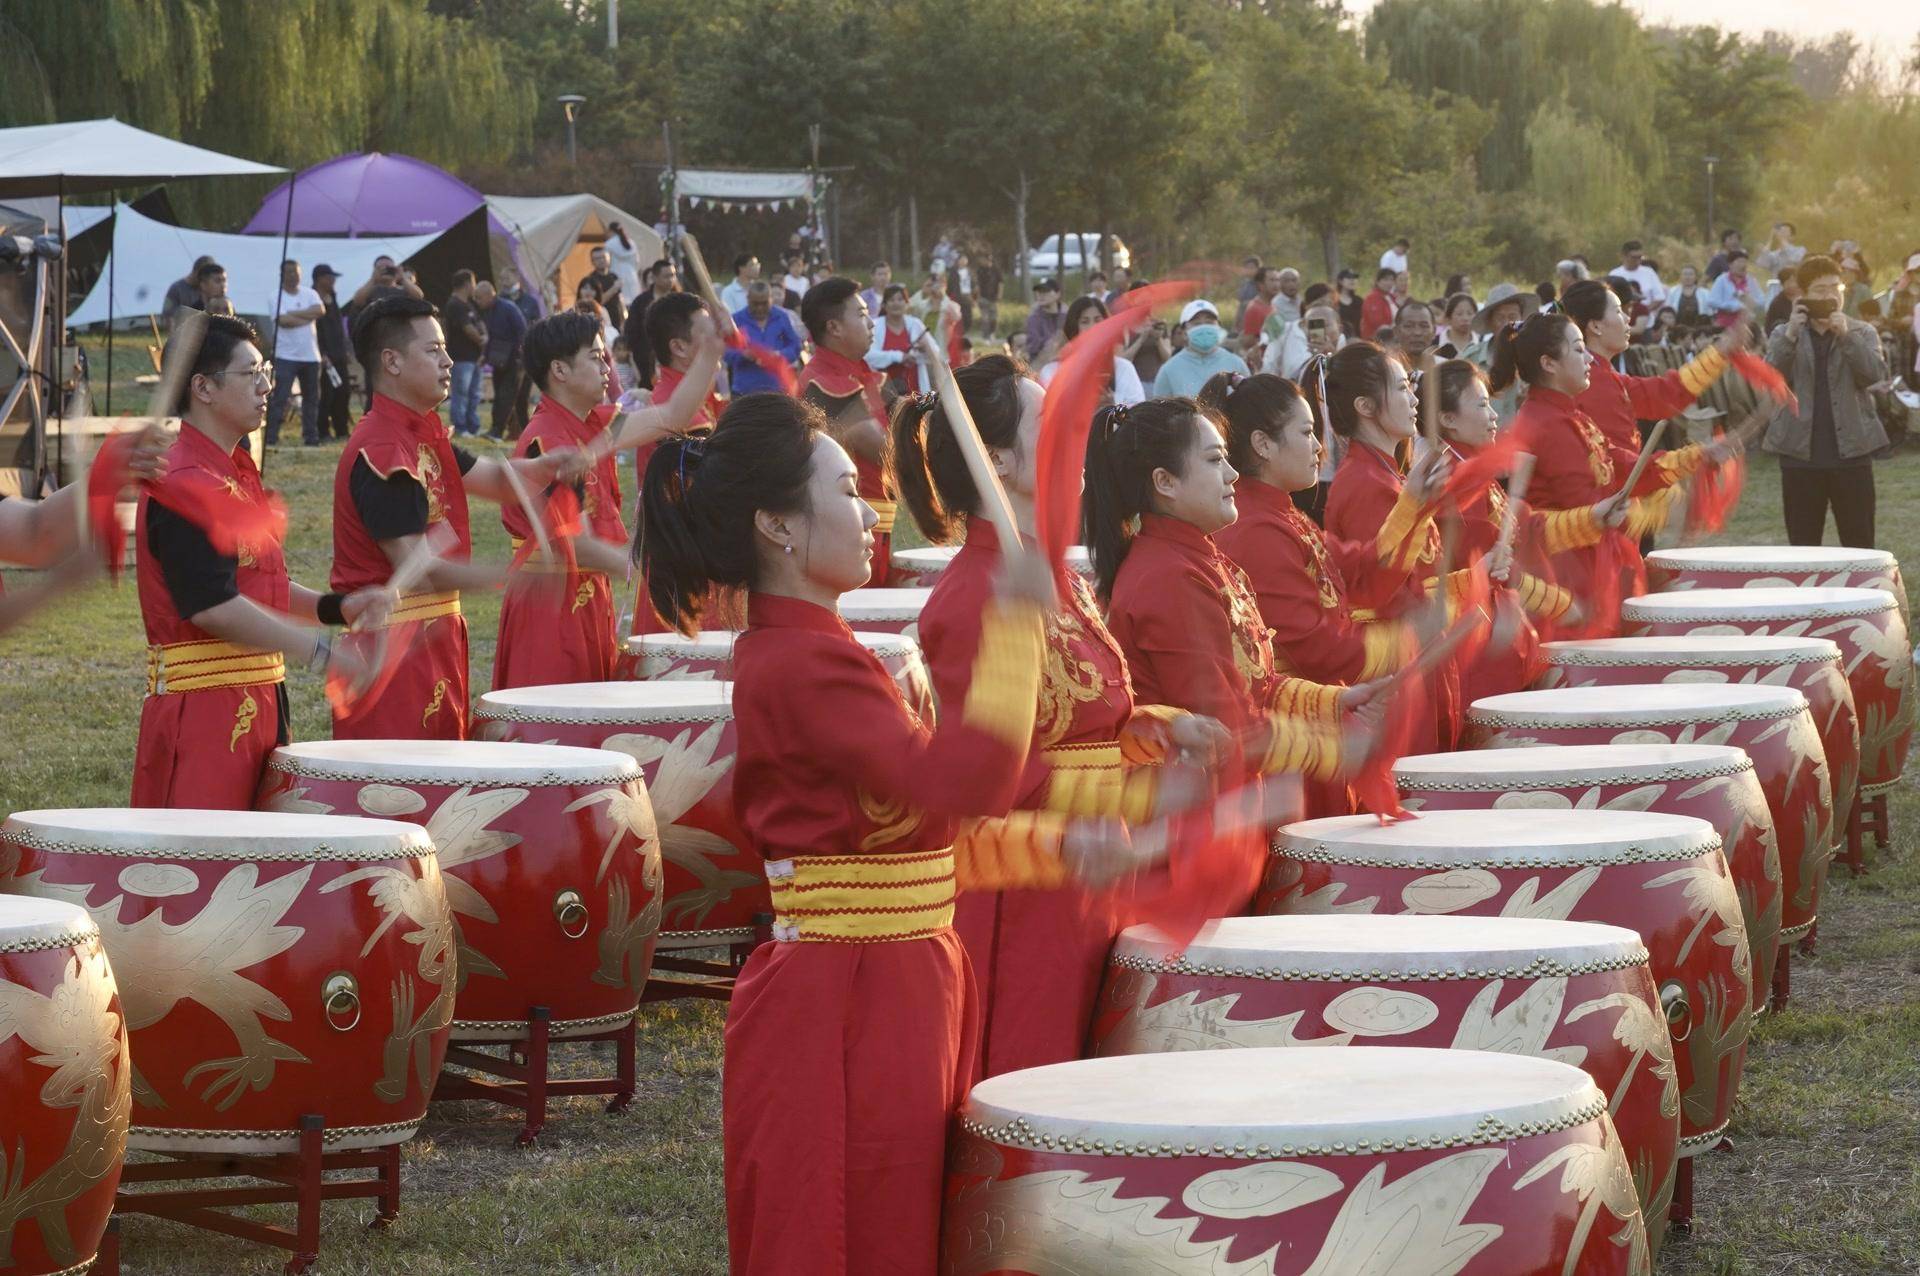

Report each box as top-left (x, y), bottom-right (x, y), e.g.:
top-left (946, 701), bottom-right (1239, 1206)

top-left (1537, 635), bottom-right (1859, 853)
top-left (257, 740), bottom-right (661, 1044)
top-left (628, 629), bottom-right (935, 721)
top-left (1644, 544), bottom-right (1908, 631)
top-left (0, 809), bottom-right (452, 1154)
top-left (836, 587), bottom-right (930, 640)
top-left (1623, 586), bottom-right (1910, 796)
top-left (1087, 915), bottom-right (1679, 1257)
top-left (893, 546), bottom-right (1094, 589)
top-left (475, 682), bottom-right (764, 950)
top-left (1261, 809), bottom-right (1749, 1162)
top-left (1464, 684), bottom-right (1831, 946)
top-left (942, 1048), bottom-right (1651, 1276)
top-left (1393, 743), bottom-right (1781, 1018)
top-left (0, 897), bottom-right (129, 1276)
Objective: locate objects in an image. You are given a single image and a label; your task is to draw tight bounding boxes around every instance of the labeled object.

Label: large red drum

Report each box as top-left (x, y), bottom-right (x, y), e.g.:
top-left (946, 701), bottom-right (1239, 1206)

top-left (627, 629), bottom-right (934, 719)
top-left (943, 1047), bottom-right (1650, 1275)
top-left (1537, 635), bottom-right (1858, 857)
top-left (1393, 743), bottom-right (1781, 1016)
top-left (0, 896), bottom-right (129, 1276)
top-left (257, 740), bottom-right (660, 1044)
top-left (1622, 586), bottom-right (1910, 799)
top-left (1262, 809), bottom-right (1749, 1163)
top-left (891, 545), bottom-right (1093, 588)
top-left (1088, 914), bottom-right (1679, 1255)
top-left (474, 682), bottom-right (764, 953)
top-left (0, 809), bottom-right (452, 1153)
top-left (1646, 544), bottom-right (1908, 629)
top-left (837, 587), bottom-right (930, 640)
top-left (1464, 684), bottom-right (1832, 949)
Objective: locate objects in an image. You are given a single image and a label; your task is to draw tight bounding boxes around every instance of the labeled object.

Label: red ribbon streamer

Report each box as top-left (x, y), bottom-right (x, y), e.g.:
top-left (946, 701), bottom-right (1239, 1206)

top-left (1686, 450), bottom-right (1745, 535)
top-left (85, 432), bottom-right (139, 581)
top-left (725, 328), bottom-right (799, 396)
top-left (1730, 350), bottom-right (1798, 414)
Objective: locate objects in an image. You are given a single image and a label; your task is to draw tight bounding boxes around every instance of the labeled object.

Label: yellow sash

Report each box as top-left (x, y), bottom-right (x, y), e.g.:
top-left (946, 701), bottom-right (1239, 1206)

top-left (765, 848), bottom-right (956, 942)
top-left (146, 638), bottom-right (285, 695)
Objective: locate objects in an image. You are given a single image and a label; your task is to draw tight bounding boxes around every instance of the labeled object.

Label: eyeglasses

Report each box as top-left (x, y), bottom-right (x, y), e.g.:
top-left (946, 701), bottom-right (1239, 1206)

top-left (212, 361), bottom-right (275, 388)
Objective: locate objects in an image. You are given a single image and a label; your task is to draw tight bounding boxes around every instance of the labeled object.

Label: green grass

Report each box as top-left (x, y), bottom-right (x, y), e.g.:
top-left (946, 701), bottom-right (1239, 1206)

top-left (3, 352), bottom-right (1918, 1271)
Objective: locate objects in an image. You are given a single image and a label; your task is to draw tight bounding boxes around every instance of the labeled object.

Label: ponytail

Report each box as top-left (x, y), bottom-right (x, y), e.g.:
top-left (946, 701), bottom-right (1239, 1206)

top-left (638, 395), bottom-right (822, 635)
top-left (1488, 312), bottom-right (1577, 395)
top-left (890, 353), bottom-right (1027, 545)
top-left (1300, 341), bottom-right (1393, 440)
top-left (1082, 397), bottom-right (1208, 600)
top-left (1559, 279), bottom-right (1612, 339)
top-left (1200, 371), bottom-right (1306, 477)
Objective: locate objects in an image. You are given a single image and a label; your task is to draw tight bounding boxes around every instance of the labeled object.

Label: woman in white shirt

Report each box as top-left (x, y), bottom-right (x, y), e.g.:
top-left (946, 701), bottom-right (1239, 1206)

top-left (866, 284), bottom-right (929, 395)
top-left (1036, 295), bottom-right (1146, 405)
top-left (604, 223), bottom-right (643, 304)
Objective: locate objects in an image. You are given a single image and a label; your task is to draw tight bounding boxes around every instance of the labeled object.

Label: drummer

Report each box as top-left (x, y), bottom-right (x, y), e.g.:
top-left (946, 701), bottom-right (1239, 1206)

top-left (796, 277), bottom-right (897, 582)
top-left (133, 316), bottom-right (385, 808)
top-left (330, 294), bottom-right (590, 740)
top-left (493, 307), bottom-right (723, 689)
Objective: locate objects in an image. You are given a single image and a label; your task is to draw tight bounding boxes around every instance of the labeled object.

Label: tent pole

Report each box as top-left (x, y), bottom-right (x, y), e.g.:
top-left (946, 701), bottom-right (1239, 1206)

top-left (51, 174), bottom-right (65, 489)
top-left (103, 188), bottom-right (116, 417)
top-left (264, 168), bottom-right (297, 474)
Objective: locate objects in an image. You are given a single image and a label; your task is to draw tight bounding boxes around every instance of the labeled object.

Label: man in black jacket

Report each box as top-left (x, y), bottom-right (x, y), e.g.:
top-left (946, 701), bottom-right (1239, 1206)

top-left (312, 264), bottom-right (353, 440)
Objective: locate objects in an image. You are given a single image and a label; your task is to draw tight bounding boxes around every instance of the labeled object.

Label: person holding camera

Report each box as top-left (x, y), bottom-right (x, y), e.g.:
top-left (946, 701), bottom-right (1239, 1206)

top-left (1763, 255), bottom-right (1893, 548)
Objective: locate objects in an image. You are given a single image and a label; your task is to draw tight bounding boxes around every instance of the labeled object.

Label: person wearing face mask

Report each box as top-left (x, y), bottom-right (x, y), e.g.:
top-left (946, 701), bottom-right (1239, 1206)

top-left (1152, 300), bottom-right (1248, 398)
top-left (1762, 255), bottom-right (1892, 548)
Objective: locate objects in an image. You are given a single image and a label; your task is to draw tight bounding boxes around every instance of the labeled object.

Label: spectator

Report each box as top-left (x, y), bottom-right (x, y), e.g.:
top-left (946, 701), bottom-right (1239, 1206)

top-left (1390, 298), bottom-right (1436, 367)
top-left (475, 279), bottom-right (529, 439)
top-left (193, 261), bottom-right (236, 321)
top-left (1669, 265), bottom-right (1710, 334)
top-left (1271, 268), bottom-right (1303, 326)
top-left (1433, 292), bottom-right (1479, 359)
top-left (1883, 250), bottom-right (1920, 380)
top-left (1705, 249), bottom-right (1762, 330)
top-left (581, 246), bottom-right (626, 331)
top-left (858, 261), bottom-right (892, 318)
top-left (975, 250), bottom-right (1003, 335)
top-left (574, 281), bottom-right (617, 349)
top-left (611, 335), bottom-right (638, 396)
top-left (868, 284), bottom-right (928, 396)
top-left (1464, 283), bottom-right (1539, 421)
top-left (1239, 266), bottom-right (1282, 349)
top-left (727, 280), bottom-right (804, 395)
top-left (1641, 306), bottom-right (1683, 347)
top-left (623, 257), bottom-right (681, 389)
top-left (1534, 280), bottom-right (1559, 307)
top-left (1555, 259), bottom-right (1587, 294)
top-left (1756, 221), bottom-right (1806, 278)
top-left (265, 259), bottom-right (325, 447)
top-left (1024, 277), bottom-right (1066, 363)
top-left (930, 232), bottom-right (955, 272)
top-left (780, 252), bottom-right (811, 306)
top-left (1443, 272), bottom-right (1472, 299)
top-left (161, 255), bottom-right (214, 331)
top-left (442, 269), bottom-right (487, 436)
top-left (1838, 250), bottom-right (1872, 318)
top-left (1764, 268), bottom-right (1803, 335)
top-left (1334, 268), bottom-right (1363, 337)
top-left (1127, 310), bottom-right (1173, 389)
top-left (1378, 237), bottom-right (1411, 275)
top-left (1609, 239), bottom-right (1667, 310)
top-left (1038, 295), bottom-right (1146, 406)
top-left (310, 263), bottom-right (352, 440)
top-left (1360, 267), bottom-right (1398, 341)
top-left (1762, 255), bottom-right (1891, 548)
top-left (948, 251), bottom-right (976, 333)
top-left (1706, 228), bottom-right (1743, 281)
top-left (1085, 271), bottom-right (1107, 300)
top-left (347, 255), bottom-right (422, 314)
top-left (604, 222), bottom-right (643, 304)
top-left (1153, 300), bottom-right (1248, 398)
top-left (1233, 255), bottom-right (1263, 329)
top-left (919, 272), bottom-right (964, 364)
top-left (721, 253), bottom-right (760, 313)
top-left (1104, 265), bottom-right (1132, 308)
top-left (1262, 297), bottom-right (1343, 381)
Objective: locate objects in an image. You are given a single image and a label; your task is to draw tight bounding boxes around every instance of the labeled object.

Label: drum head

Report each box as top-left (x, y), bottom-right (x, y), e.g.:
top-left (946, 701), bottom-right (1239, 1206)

top-left (0, 894), bottom-right (97, 949)
top-left (1542, 635), bottom-right (1843, 666)
top-left (629, 629), bottom-right (916, 660)
top-left (1278, 808), bottom-right (1717, 867)
top-left (1469, 682), bottom-right (1806, 725)
top-left (268, 739), bottom-right (642, 784)
top-left (1648, 545), bottom-right (1894, 573)
top-left (1114, 914), bottom-right (1646, 976)
top-left (477, 680), bottom-right (734, 723)
top-left (837, 588), bottom-right (930, 619)
top-left (1624, 586), bottom-right (1896, 622)
top-left (1, 808), bottom-right (433, 861)
top-left (1396, 743), bottom-right (1750, 789)
top-left (891, 547), bottom-right (959, 574)
top-left (962, 1047), bottom-right (1605, 1157)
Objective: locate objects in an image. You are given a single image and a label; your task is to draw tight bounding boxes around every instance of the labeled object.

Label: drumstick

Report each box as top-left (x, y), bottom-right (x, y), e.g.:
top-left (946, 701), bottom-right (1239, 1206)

top-left (676, 232), bottom-right (737, 339)
top-left (1616, 419), bottom-right (1667, 501)
top-left (918, 333), bottom-right (1023, 552)
top-left (500, 460), bottom-right (553, 563)
top-left (74, 310), bottom-right (205, 549)
top-left (1491, 452), bottom-right (1535, 583)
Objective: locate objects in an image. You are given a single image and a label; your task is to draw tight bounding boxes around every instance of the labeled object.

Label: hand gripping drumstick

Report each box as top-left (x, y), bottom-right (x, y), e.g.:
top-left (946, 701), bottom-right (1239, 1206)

top-left (918, 333), bottom-right (1024, 553)
top-left (1615, 419), bottom-right (1667, 503)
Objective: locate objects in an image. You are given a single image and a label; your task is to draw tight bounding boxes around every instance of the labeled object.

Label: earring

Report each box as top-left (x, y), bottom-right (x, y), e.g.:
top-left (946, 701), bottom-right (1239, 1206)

top-left (783, 543), bottom-right (793, 555)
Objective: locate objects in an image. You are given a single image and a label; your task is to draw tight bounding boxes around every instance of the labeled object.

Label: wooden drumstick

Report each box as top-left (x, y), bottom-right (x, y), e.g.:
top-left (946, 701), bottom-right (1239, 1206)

top-left (500, 460), bottom-right (553, 563)
top-left (918, 333), bottom-right (1023, 552)
top-left (1616, 419), bottom-right (1667, 501)
top-left (676, 232), bottom-right (737, 339)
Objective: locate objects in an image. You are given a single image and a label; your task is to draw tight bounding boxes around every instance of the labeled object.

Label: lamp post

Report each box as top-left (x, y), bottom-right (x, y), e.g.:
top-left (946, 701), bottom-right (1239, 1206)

top-left (559, 94), bottom-right (586, 168)
top-left (1704, 154), bottom-right (1719, 244)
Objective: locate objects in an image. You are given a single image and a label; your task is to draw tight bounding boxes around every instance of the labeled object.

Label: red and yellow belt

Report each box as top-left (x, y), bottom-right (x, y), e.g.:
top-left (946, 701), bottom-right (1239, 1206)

top-left (146, 637), bottom-right (285, 695)
top-left (376, 588), bottom-right (462, 627)
top-left (765, 848), bottom-right (956, 942)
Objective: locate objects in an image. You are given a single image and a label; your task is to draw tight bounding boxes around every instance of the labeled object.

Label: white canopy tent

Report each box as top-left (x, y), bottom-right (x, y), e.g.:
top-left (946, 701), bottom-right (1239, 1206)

top-left (484, 192), bottom-right (660, 310)
top-left (67, 203), bottom-right (444, 327)
top-left (0, 118), bottom-right (285, 198)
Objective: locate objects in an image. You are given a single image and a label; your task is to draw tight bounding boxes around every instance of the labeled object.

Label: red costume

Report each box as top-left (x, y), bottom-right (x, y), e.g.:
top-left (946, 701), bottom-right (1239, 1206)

top-left (921, 517), bottom-right (1179, 1078)
top-left (330, 393), bottom-right (472, 740)
top-left (1577, 347), bottom-right (1727, 452)
top-left (798, 346), bottom-right (897, 585)
top-left (494, 397), bottom-right (625, 688)
top-left (621, 364), bottom-right (724, 645)
top-left (132, 424), bottom-right (289, 808)
top-left (723, 592), bottom-right (1056, 1275)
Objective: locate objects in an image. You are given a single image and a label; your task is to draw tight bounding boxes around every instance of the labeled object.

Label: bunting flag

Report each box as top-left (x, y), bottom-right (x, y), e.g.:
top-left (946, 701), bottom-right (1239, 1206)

top-left (726, 326), bottom-right (799, 395)
top-left (84, 431), bottom-right (140, 582)
top-left (1034, 280), bottom-right (1197, 575)
top-left (1729, 350), bottom-right (1798, 414)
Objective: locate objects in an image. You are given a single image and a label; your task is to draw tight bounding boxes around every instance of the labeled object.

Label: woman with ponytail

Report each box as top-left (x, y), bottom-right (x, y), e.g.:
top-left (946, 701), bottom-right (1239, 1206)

top-left (893, 354), bottom-right (1222, 1077)
top-left (642, 394), bottom-right (1155, 1274)
top-left (1562, 277), bottom-right (1734, 454)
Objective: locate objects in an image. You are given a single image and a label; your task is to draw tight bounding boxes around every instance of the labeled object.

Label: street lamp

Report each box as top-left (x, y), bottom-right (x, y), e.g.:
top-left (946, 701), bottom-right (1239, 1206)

top-left (1704, 155), bottom-right (1719, 244)
top-left (558, 94), bottom-right (586, 167)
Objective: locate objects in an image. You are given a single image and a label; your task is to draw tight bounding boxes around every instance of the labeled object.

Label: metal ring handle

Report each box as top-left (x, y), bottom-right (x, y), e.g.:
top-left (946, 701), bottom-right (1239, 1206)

top-left (323, 972), bottom-right (362, 1033)
top-left (1659, 980), bottom-right (1692, 1042)
top-left (554, 889), bottom-right (590, 940)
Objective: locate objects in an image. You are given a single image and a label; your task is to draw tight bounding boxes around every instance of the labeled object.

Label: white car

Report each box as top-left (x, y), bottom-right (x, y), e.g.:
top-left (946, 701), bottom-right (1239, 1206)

top-left (1026, 232), bottom-right (1130, 277)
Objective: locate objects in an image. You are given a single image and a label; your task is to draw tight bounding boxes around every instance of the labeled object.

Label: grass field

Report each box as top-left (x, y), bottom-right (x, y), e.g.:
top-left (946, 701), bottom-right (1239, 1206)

top-left (2, 364), bottom-right (1917, 1272)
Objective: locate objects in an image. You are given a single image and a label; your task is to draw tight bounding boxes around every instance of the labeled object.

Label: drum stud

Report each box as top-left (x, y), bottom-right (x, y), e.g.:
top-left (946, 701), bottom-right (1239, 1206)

top-left (552, 889), bottom-right (590, 940)
top-left (322, 972), bottom-right (362, 1033)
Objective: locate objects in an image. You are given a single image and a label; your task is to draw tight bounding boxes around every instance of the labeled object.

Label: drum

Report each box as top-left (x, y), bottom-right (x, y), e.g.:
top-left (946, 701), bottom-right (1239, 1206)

top-left (0, 896), bottom-right (128, 1276)
top-left (257, 740), bottom-right (660, 1044)
top-left (892, 544), bottom-right (1093, 587)
top-left (1089, 914), bottom-right (1678, 1254)
top-left (0, 809), bottom-right (451, 1153)
top-left (1464, 684), bottom-right (1832, 949)
top-left (1623, 587), bottom-right (1910, 800)
top-left (1646, 544), bottom-right (1907, 628)
top-left (836, 587), bottom-right (930, 640)
top-left (943, 1047), bottom-right (1649, 1275)
top-left (1393, 743), bottom-right (1780, 1016)
top-left (474, 682), bottom-right (763, 952)
top-left (1263, 809), bottom-right (1749, 1162)
top-left (628, 629), bottom-right (934, 719)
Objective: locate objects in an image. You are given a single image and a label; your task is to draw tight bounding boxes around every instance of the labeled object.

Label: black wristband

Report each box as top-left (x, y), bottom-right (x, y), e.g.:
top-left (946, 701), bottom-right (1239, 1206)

top-left (317, 593), bottom-right (348, 627)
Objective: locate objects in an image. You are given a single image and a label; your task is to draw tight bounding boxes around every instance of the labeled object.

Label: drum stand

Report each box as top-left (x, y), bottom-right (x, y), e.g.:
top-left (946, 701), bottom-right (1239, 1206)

top-left (1848, 790), bottom-right (1891, 870)
top-left (433, 1007), bottom-right (637, 1146)
top-left (102, 1115), bottom-right (402, 1275)
top-left (642, 917), bottom-right (770, 1001)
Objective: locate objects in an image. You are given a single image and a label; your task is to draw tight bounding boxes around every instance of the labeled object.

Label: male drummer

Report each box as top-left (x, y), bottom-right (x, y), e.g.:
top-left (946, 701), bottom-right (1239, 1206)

top-left (134, 316), bottom-right (386, 807)
top-left (331, 295), bottom-right (588, 741)
top-left (796, 276), bottom-right (895, 582)
top-left (494, 307), bottom-right (723, 688)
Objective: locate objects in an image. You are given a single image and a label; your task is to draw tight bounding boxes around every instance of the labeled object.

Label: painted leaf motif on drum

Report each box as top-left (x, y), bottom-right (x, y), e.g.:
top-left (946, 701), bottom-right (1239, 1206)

top-left (1490, 785), bottom-right (1665, 814)
top-left (1399, 868), bottom-right (1501, 914)
top-left (659, 826), bottom-right (760, 929)
top-left (562, 784), bottom-right (657, 884)
top-left (1512, 1124), bottom-right (1651, 1276)
top-left (0, 944), bottom-right (131, 1269)
top-left (1321, 987), bottom-right (1440, 1037)
top-left (1448, 978), bottom-right (1586, 1067)
top-left (1564, 992), bottom-right (1679, 1120)
top-left (1106, 989), bottom-right (1350, 1053)
top-left (356, 784), bottom-right (428, 817)
top-left (1499, 867), bottom-right (1603, 922)
top-left (1278, 880), bottom-right (1381, 915)
top-left (258, 783), bottom-right (333, 815)
top-left (116, 863), bottom-right (201, 898)
top-left (1643, 864), bottom-right (1750, 981)
top-left (593, 872), bottom-right (661, 991)
top-left (1298, 1148), bottom-right (1506, 1276)
top-left (318, 858), bottom-right (456, 1104)
top-left (1182, 1162), bottom-right (1344, 1220)
top-left (1681, 978), bottom-right (1751, 1132)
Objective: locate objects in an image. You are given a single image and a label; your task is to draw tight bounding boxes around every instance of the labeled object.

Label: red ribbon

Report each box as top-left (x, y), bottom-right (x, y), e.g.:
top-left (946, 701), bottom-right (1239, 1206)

top-left (725, 327), bottom-right (798, 396)
top-left (1730, 350), bottom-right (1798, 414)
top-left (1686, 450), bottom-right (1745, 535)
top-left (85, 432), bottom-right (139, 581)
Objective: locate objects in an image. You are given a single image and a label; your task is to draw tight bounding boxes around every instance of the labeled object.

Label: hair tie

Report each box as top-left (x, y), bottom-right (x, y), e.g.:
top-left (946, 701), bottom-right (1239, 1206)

top-left (676, 433), bottom-right (709, 488)
top-left (913, 391), bottom-right (938, 412)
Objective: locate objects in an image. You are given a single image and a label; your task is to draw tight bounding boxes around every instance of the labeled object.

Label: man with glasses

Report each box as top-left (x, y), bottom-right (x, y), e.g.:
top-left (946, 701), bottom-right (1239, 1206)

top-left (133, 316), bottom-right (386, 808)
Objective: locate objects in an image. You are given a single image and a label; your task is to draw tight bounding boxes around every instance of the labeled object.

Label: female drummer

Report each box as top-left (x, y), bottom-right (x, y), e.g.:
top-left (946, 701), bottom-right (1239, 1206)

top-left (893, 354), bottom-right (1220, 1078)
top-left (1561, 278), bottom-right (1733, 454)
top-left (641, 393), bottom-right (1157, 1275)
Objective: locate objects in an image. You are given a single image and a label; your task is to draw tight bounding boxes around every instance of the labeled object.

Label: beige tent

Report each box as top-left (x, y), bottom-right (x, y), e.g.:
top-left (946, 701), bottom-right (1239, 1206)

top-left (484, 193), bottom-right (662, 313)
